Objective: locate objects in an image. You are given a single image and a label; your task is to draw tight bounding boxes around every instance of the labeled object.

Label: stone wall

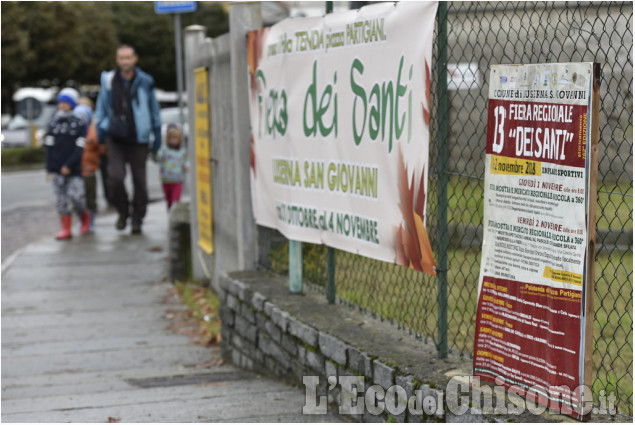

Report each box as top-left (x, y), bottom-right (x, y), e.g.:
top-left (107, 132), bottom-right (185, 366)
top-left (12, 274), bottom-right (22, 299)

top-left (217, 271), bottom-right (447, 422)
top-left (168, 201), bottom-right (192, 282)
top-left (216, 270), bottom-right (578, 423)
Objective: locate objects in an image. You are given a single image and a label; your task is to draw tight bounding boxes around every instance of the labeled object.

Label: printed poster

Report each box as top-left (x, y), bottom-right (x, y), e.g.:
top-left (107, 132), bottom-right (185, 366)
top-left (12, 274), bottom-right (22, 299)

top-left (474, 63), bottom-right (596, 418)
top-left (194, 67), bottom-right (214, 254)
top-left (247, 1), bottom-right (438, 274)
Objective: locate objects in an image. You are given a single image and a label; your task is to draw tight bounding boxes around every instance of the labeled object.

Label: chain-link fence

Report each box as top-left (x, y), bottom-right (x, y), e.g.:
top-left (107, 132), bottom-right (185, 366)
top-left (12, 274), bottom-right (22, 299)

top-left (258, 1), bottom-right (632, 417)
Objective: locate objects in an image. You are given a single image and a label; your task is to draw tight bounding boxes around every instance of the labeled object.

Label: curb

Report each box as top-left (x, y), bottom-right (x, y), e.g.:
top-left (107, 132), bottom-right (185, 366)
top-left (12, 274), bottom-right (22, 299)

top-left (1, 236), bottom-right (47, 276)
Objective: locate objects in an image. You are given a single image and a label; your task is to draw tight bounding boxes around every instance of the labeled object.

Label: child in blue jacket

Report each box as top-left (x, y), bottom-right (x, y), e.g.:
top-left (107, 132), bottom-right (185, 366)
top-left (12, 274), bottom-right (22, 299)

top-left (45, 88), bottom-right (91, 239)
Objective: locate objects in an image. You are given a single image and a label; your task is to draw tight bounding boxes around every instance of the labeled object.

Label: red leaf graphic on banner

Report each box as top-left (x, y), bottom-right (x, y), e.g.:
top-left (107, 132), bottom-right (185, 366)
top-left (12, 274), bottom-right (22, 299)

top-left (395, 224), bottom-right (409, 267)
top-left (247, 28), bottom-right (269, 94)
top-left (422, 60), bottom-right (431, 126)
top-left (425, 60), bottom-right (431, 105)
top-left (415, 165), bottom-right (426, 217)
top-left (394, 149), bottom-right (436, 275)
top-left (422, 103), bottom-right (430, 127)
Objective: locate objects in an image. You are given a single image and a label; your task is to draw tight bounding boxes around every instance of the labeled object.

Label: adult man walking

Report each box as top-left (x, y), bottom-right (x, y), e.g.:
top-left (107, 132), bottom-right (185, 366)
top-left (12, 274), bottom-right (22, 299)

top-left (95, 45), bottom-right (161, 234)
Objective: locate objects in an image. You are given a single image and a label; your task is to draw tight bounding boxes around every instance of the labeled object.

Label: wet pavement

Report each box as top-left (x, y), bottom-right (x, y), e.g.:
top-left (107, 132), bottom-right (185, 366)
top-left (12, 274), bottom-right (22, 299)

top-left (1, 202), bottom-right (341, 422)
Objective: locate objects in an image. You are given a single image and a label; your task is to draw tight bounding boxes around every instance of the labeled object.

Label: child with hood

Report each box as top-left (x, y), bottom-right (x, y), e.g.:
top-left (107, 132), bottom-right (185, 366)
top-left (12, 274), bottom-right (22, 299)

top-left (44, 88), bottom-right (91, 239)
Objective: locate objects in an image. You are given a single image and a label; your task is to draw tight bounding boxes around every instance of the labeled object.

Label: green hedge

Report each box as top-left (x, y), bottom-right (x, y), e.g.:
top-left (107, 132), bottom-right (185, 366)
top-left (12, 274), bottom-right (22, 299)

top-left (1, 146), bottom-right (45, 168)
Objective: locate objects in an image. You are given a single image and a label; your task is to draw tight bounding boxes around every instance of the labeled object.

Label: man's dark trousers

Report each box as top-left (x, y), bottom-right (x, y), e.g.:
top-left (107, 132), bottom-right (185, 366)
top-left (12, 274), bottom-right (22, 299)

top-left (107, 138), bottom-right (149, 225)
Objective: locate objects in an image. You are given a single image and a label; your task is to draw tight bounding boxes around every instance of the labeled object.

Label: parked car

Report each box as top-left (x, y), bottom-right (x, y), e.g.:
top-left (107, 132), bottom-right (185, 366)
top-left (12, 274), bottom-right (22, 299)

top-left (0, 105), bottom-right (57, 148)
top-left (1, 114), bottom-right (11, 128)
top-left (160, 106), bottom-right (189, 147)
top-left (13, 87), bottom-right (58, 103)
top-left (2, 105), bottom-right (190, 149)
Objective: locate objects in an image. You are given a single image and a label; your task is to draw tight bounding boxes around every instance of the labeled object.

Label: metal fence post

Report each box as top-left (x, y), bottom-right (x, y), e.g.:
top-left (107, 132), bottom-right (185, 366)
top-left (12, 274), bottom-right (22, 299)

top-left (173, 13), bottom-right (186, 130)
top-left (326, 249), bottom-right (335, 303)
top-left (184, 25), bottom-right (208, 281)
top-left (435, 1), bottom-right (449, 360)
top-left (289, 240), bottom-right (303, 294)
top-left (325, 0), bottom-right (336, 304)
top-left (229, 3), bottom-right (260, 270)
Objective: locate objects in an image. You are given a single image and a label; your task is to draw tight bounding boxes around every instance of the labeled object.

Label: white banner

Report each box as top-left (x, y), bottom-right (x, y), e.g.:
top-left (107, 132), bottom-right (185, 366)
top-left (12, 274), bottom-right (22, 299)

top-left (247, 1), bottom-right (438, 275)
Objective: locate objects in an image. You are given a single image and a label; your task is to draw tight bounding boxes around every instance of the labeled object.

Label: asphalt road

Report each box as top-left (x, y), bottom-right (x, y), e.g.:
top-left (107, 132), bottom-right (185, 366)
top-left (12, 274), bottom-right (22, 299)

top-left (1, 161), bottom-right (167, 262)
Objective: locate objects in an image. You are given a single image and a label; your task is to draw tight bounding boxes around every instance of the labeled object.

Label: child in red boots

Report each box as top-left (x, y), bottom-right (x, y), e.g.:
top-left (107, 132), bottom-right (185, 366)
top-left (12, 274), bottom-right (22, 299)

top-left (44, 88), bottom-right (91, 240)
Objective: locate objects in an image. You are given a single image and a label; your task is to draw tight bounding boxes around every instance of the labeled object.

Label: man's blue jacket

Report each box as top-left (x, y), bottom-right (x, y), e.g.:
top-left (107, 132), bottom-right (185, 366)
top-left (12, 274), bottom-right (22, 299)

top-left (95, 67), bottom-right (162, 152)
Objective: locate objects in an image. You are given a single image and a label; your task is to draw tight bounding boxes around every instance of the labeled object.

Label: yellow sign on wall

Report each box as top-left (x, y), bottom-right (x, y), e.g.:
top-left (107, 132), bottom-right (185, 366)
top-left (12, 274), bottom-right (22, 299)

top-left (194, 67), bottom-right (213, 254)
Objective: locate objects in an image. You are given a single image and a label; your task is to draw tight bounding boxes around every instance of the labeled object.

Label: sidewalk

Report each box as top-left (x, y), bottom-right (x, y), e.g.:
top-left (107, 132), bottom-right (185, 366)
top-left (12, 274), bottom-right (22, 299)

top-left (1, 202), bottom-right (341, 422)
